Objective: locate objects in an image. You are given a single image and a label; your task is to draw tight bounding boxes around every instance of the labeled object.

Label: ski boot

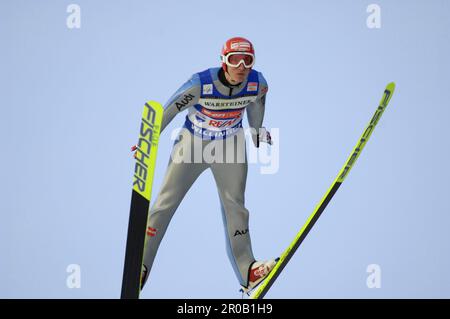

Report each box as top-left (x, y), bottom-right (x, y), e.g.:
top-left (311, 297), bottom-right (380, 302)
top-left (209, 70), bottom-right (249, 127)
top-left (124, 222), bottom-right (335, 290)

top-left (140, 264), bottom-right (149, 291)
top-left (240, 258), bottom-right (279, 296)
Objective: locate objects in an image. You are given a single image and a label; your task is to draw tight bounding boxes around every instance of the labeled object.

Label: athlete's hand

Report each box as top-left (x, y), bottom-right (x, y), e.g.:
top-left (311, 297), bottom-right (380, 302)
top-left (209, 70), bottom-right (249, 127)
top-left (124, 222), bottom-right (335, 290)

top-left (257, 127), bottom-right (273, 147)
top-left (260, 127), bottom-right (272, 145)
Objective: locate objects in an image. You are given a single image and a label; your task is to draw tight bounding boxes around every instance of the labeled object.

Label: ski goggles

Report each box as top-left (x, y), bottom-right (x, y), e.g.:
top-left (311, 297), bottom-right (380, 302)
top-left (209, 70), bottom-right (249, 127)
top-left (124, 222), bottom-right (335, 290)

top-left (222, 52), bottom-right (255, 68)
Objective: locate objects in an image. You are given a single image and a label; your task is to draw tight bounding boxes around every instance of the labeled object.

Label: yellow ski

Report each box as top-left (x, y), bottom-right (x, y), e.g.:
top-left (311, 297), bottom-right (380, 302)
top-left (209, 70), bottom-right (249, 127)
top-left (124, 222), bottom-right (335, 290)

top-left (250, 83), bottom-right (396, 299)
top-left (121, 101), bottom-right (163, 299)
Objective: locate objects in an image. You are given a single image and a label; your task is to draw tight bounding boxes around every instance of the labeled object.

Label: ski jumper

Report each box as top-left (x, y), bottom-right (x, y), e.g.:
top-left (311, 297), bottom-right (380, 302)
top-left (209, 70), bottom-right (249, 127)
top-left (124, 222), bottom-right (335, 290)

top-left (142, 67), bottom-right (268, 287)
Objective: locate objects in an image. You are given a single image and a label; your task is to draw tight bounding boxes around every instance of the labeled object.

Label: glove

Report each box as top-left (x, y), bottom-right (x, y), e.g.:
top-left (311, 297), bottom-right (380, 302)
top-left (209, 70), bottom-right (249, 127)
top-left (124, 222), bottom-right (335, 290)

top-left (253, 127), bottom-right (273, 147)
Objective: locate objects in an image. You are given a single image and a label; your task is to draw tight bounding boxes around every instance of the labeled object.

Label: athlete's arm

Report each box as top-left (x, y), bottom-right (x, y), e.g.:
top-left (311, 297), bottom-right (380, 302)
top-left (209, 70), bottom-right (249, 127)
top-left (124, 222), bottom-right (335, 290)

top-left (247, 72), bottom-right (270, 147)
top-left (160, 74), bottom-right (201, 133)
top-left (131, 75), bottom-right (200, 155)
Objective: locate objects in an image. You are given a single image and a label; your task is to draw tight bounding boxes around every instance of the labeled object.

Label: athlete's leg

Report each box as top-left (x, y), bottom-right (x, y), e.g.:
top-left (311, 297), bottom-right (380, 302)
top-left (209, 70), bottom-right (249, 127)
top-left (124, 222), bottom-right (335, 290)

top-left (210, 131), bottom-right (255, 286)
top-left (142, 129), bottom-right (208, 284)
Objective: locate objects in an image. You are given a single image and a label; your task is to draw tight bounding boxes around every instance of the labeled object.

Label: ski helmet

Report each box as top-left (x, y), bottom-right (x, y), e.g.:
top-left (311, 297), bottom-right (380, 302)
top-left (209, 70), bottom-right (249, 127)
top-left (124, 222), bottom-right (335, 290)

top-left (221, 37), bottom-right (255, 72)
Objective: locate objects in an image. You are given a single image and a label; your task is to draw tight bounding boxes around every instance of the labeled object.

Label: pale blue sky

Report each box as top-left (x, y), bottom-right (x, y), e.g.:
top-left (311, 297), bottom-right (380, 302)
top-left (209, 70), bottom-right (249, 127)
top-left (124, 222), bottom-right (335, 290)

top-left (1, 0), bottom-right (450, 298)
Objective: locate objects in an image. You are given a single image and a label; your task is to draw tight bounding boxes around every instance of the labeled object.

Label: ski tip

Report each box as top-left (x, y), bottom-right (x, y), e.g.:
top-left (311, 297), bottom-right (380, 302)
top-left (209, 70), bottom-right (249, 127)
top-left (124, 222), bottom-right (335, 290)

top-left (145, 100), bottom-right (164, 112)
top-left (386, 82), bottom-right (396, 92)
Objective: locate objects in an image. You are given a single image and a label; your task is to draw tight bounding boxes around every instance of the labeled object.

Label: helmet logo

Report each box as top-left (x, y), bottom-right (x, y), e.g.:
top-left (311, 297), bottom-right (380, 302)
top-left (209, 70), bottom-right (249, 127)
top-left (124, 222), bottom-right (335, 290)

top-left (230, 41), bottom-right (251, 51)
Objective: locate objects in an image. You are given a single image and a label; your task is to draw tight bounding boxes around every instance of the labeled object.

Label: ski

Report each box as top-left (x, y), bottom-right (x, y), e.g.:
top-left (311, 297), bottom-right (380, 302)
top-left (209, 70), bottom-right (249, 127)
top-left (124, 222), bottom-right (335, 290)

top-left (250, 83), bottom-right (396, 299)
top-left (121, 101), bottom-right (163, 299)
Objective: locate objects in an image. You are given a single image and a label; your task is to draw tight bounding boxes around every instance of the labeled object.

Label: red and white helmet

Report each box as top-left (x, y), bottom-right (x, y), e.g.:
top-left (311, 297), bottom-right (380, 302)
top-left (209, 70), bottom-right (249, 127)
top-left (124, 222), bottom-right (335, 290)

top-left (221, 37), bottom-right (255, 72)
